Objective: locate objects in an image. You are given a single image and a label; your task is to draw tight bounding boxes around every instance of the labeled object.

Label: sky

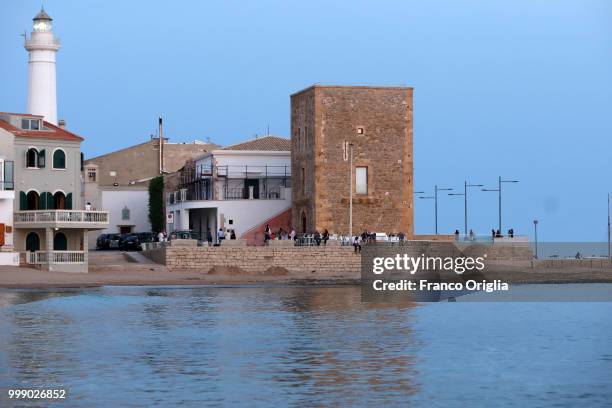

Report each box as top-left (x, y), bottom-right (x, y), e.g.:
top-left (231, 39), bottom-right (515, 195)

top-left (1, 0), bottom-right (611, 242)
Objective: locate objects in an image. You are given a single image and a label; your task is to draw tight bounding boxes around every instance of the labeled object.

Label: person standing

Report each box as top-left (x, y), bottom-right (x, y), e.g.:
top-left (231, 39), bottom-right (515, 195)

top-left (264, 224), bottom-right (271, 246)
top-left (218, 228), bottom-right (225, 243)
top-left (206, 228), bottom-right (213, 246)
top-left (322, 229), bottom-right (329, 245)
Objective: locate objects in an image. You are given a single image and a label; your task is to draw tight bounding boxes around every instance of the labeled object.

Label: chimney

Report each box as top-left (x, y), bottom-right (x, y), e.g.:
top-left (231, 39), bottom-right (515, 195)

top-left (58, 119), bottom-right (66, 129)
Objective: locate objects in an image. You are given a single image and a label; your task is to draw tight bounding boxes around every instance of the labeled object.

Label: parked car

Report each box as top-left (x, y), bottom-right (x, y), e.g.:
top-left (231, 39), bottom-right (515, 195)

top-left (118, 233), bottom-right (142, 251)
top-left (96, 234), bottom-right (121, 250)
top-left (135, 232), bottom-right (155, 244)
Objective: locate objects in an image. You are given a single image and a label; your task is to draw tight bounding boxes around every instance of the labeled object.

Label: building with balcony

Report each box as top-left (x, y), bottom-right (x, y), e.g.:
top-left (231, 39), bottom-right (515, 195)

top-left (0, 112), bottom-right (109, 272)
top-left (166, 136), bottom-right (291, 243)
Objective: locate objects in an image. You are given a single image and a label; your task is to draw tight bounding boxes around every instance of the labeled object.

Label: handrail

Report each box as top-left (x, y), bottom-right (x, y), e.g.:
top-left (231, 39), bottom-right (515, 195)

top-left (14, 210), bottom-right (109, 223)
top-left (26, 250), bottom-right (85, 264)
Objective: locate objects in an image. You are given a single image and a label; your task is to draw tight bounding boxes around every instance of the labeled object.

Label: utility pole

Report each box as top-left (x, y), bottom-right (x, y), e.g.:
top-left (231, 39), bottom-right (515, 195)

top-left (158, 116), bottom-right (164, 175)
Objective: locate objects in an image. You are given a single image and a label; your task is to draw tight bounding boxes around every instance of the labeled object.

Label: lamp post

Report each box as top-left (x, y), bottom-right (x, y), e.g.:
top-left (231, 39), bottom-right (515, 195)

top-left (448, 180), bottom-right (483, 235)
top-left (482, 176), bottom-right (519, 233)
top-left (533, 219), bottom-right (539, 259)
top-left (348, 143), bottom-right (354, 238)
top-left (419, 185), bottom-right (453, 234)
top-left (608, 193), bottom-right (612, 259)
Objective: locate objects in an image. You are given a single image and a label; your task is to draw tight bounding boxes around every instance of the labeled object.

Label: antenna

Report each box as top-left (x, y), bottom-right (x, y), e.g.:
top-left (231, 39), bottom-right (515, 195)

top-left (267, 123), bottom-right (270, 135)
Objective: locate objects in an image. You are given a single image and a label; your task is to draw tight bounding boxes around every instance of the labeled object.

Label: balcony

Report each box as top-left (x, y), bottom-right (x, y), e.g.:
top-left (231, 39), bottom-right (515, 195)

top-left (173, 164), bottom-right (291, 203)
top-left (27, 250), bottom-right (85, 265)
top-left (14, 210), bottom-right (109, 230)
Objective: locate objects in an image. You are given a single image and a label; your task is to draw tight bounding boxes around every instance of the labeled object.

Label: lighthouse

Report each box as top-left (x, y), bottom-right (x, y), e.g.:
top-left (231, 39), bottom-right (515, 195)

top-left (24, 8), bottom-right (60, 125)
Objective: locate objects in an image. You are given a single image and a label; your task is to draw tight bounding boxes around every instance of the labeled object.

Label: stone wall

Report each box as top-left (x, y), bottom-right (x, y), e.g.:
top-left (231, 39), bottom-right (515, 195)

top-left (146, 244), bottom-right (361, 274)
top-left (142, 239), bottom-right (534, 276)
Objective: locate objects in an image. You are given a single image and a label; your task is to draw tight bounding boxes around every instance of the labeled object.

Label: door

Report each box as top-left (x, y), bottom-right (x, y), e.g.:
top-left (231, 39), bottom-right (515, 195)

top-left (120, 226), bottom-right (132, 235)
top-left (25, 232), bottom-right (40, 252)
top-left (244, 179), bottom-right (260, 199)
top-left (53, 232), bottom-right (68, 250)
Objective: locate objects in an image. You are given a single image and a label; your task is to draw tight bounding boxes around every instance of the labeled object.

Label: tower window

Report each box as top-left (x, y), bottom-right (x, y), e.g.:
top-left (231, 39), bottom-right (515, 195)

top-left (356, 167), bottom-right (368, 195)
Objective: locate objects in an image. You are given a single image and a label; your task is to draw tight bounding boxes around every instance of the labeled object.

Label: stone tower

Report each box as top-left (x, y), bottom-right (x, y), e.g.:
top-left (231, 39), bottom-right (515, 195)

top-left (291, 85), bottom-right (414, 237)
top-left (24, 8), bottom-right (60, 125)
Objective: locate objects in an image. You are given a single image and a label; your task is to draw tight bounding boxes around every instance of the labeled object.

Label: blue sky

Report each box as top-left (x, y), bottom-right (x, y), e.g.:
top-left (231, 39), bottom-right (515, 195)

top-left (1, 1), bottom-right (610, 242)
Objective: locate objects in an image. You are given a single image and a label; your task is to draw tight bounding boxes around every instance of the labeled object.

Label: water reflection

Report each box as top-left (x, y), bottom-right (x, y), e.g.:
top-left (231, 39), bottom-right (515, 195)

top-left (1, 286), bottom-right (611, 407)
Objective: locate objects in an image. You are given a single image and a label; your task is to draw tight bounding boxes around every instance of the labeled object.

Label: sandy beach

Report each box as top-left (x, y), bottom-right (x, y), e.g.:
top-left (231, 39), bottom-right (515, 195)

top-left (2, 260), bottom-right (612, 289)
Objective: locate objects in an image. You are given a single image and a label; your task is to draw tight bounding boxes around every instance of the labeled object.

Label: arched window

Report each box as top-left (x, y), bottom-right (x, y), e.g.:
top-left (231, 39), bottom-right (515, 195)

top-left (53, 232), bottom-right (68, 251)
top-left (26, 190), bottom-right (40, 210)
top-left (53, 191), bottom-right (66, 210)
top-left (26, 148), bottom-right (38, 168)
top-left (53, 149), bottom-right (66, 169)
top-left (25, 232), bottom-right (40, 252)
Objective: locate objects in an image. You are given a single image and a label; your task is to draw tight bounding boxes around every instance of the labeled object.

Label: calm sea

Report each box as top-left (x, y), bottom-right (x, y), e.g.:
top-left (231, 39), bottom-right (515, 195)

top-left (1, 285), bottom-right (611, 407)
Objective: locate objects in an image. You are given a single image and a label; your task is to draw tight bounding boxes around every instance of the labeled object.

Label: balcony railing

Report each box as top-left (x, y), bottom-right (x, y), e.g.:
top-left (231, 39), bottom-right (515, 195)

top-left (26, 251), bottom-right (85, 264)
top-left (14, 210), bottom-right (109, 224)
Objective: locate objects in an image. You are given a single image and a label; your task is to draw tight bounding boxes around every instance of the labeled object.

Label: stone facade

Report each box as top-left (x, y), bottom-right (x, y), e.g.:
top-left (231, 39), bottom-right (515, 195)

top-left (291, 85), bottom-right (414, 236)
top-left (84, 139), bottom-right (218, 187)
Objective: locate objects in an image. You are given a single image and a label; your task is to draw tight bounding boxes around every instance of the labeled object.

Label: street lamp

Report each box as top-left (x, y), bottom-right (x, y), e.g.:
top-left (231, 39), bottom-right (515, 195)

top-left (482, 176), bottom-right (519, 233)
top-left (348, 143), bottom-right (354, 238)
top-left (533, 219), bottom-right (539, 259)
top-left (608, 193), bottom-right (612, 259)
top-left (419, 185), bottom-right (453, 234)
top-left (448, 180), bottom-right (483, 235)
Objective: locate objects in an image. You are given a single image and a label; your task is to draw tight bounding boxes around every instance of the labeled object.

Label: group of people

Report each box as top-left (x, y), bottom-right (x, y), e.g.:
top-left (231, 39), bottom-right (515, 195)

top-left (492, 228), bottom-right (515, 238)
top-left (453, 228), bottom-right (517, 240)
top-left (263, 225), bottom-right (297, 245)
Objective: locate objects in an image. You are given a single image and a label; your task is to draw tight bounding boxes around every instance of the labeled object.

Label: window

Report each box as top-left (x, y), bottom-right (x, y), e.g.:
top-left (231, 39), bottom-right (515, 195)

top-left (301, 167), bottom-right (305, 193)
top-left (53, 149), bottom-right (66, 169)
top-left (26, 148), bottom-right (38, 168)
top-left (355, 167), bottom-right (368, 195)
top-left (87, 170), bottom-right (97, 182)
top-left (122, 206), bottom-right (130, 220)
top-left (21, 118), bottom-right (41, 130)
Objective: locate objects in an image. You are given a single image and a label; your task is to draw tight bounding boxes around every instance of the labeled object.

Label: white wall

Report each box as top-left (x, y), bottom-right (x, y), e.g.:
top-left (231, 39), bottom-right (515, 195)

top-left (87, 189), bottom-right (150, 248)
top-left (0, 191), bottom-right (15, 249)
top-left (168, 188), bottom-right (291, 239)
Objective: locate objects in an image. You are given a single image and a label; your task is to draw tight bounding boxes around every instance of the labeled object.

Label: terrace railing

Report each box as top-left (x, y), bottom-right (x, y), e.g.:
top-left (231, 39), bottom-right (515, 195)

top-left (14, 210), bottom-right (109, 224)
top-left (26, 251), bottom-right (85, 264)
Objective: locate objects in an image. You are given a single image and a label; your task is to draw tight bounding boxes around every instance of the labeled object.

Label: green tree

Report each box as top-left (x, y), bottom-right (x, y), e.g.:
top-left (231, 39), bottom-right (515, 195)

top-left (148, 176), bottom-right (165, 233)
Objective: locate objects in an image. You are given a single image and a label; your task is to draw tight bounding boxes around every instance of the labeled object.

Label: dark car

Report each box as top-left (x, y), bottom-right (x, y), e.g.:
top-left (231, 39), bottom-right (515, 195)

top-left (118, 234), bottom-right (142, 251)
top-left (135, 232), bottom-right (155, 244)
top-left (96, 233), bottom-right (121, 250)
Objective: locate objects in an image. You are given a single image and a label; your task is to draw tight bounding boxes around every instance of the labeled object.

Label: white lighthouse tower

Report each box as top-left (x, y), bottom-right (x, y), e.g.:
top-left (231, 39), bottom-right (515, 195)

top-left (24, 8), bottom-right (60, 125)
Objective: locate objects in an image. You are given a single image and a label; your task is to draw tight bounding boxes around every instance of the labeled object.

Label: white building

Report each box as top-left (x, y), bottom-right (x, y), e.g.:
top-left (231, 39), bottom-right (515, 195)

top-left (167, 136), bottom-right (291, 242)
top-left (0, 128), bottom-right (18, 265)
